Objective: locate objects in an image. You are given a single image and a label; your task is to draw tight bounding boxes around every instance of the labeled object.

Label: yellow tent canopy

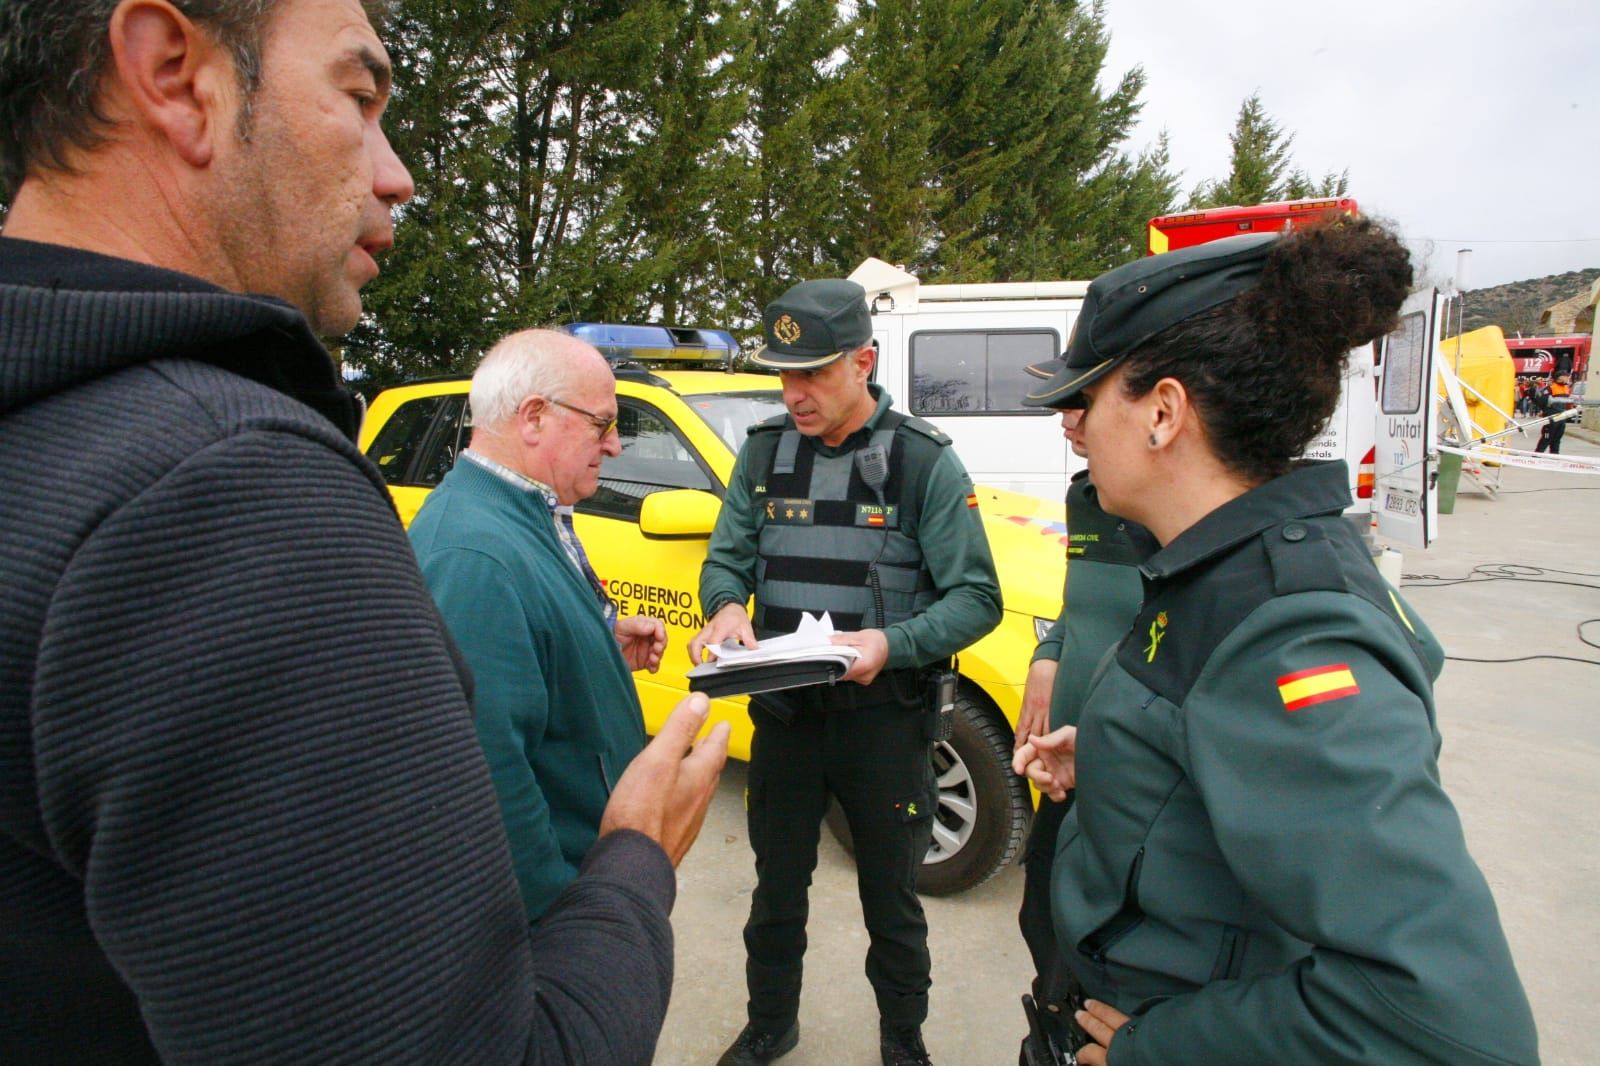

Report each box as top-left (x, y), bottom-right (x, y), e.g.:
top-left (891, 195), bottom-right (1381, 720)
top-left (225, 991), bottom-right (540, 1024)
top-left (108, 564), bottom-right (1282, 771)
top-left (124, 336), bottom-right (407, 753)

top-left (1435, 326), bottom-right (1515, 441)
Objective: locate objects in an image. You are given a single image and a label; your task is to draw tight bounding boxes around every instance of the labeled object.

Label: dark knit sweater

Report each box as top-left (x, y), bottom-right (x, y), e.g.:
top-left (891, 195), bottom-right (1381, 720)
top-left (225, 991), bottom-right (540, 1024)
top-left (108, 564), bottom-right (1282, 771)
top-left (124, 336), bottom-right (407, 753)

top-left (0, 237), bottom-right (676, 1064)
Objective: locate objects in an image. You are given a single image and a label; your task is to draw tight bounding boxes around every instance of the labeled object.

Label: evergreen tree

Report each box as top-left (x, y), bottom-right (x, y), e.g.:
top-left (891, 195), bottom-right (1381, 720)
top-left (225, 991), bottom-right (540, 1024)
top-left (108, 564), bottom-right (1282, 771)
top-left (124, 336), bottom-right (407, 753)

top-left (1284, 167), bottom-right (1351, 200)
top-left (739, 0), bottom-right (857, 307)
top-left (1189, 90), bottom-right (1347, 210)
top-left (1189, 91), bottom-right (1293, 208)
top-left (840, 0), bottom-right (1177, 282)
top-left (836, 0), bottom-right (943, 275)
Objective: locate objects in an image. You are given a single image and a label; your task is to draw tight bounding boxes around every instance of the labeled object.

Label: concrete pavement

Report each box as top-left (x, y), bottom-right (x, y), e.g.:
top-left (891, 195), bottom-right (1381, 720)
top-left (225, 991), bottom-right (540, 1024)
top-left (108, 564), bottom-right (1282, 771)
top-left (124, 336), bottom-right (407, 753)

top-left (655, 434), bottom-right (1600, 1065)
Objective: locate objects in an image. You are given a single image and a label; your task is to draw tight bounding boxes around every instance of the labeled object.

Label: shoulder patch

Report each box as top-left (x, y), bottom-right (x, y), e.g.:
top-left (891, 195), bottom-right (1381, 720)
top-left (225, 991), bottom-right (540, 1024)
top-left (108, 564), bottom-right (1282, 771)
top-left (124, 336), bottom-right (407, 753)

top-left (748, 413), bottom-right (791, 436)
top-left (1277, 663), bottom-right (1360, 712)
top-left (896, 414), bottom-right (952, 447)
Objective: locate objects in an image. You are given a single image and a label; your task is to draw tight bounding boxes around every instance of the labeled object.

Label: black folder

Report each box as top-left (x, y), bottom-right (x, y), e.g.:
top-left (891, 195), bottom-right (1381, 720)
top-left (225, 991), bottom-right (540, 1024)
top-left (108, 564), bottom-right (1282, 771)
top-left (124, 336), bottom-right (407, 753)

top-left (686, 656), bottom-right (847, 699)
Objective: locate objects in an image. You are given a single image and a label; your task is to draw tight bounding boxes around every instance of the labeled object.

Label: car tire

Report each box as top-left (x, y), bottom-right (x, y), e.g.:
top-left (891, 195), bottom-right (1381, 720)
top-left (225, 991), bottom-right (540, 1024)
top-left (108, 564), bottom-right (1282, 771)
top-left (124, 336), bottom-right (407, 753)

top-left (824, 684), bottom-right (1031, 896)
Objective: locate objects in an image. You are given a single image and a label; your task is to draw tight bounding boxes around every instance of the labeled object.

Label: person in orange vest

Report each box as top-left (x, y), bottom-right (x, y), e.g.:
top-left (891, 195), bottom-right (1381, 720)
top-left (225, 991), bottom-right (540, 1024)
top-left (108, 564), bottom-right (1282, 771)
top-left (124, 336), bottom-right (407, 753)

top-left (1535, 373), bottom-right (1574, 453)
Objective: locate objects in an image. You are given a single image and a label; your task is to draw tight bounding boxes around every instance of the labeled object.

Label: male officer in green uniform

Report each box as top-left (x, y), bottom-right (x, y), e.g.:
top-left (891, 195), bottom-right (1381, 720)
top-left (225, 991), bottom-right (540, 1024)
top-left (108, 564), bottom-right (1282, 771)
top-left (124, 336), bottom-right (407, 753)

top-left (691, 279), bottom-right (1002, 1066)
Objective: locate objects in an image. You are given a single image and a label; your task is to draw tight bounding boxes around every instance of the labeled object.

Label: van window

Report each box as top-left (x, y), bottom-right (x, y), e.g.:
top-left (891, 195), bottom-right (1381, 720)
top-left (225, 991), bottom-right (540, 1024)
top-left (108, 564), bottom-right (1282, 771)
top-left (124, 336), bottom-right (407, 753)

top-left (909, 330), bottom-right (1057, 415)
top-left (1381, 312), bottom-right (1427, 415)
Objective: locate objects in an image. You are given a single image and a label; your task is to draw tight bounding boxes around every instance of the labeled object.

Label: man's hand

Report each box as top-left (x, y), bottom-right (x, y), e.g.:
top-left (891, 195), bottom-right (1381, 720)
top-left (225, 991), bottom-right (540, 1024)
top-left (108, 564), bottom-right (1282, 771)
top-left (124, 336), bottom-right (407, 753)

top-left (599, 693), bottom-right (730, 866)
top-left (1011, 725), bottom-right (1077, 802)
top-left (1015, 658), bottom-right (1057, 752)
top-left (1073, 999), bottom-right (1130, 1066)
top-left (688, 602), bottom-right (757, 665)
top-left (832, 628), bottom-right (889, 685)
top-left (614, 615), bottom-right (666, 673)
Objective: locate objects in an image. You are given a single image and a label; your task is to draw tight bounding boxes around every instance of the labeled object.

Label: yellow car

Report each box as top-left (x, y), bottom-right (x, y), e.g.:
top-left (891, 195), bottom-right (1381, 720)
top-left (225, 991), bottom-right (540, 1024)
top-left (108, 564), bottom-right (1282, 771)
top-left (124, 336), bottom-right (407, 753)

top-left (360, 337), bottom-right (1065, 895)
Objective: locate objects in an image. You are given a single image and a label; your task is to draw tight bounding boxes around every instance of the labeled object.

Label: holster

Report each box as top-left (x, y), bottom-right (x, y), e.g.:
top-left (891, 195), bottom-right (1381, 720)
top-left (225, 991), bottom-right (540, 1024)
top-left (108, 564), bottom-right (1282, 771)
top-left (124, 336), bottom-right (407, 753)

top-left (1020, 993), bottom-right (1075, 1066)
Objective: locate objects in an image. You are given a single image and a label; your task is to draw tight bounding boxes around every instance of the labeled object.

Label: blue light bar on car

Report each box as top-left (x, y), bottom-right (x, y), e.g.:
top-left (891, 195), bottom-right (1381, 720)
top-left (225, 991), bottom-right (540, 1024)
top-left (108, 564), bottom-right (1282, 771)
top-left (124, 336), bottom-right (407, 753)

top-left (563, 323), bottom-right (740, 365)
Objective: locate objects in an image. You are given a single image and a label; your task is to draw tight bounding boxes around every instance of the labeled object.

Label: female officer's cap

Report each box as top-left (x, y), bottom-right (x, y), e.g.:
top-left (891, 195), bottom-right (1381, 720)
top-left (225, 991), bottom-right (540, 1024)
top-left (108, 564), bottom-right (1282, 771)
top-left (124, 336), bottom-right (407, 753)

top-left (1022, 233), bottom-right (1279, 408)
top-left (750, 279), bottom-right (873, 370)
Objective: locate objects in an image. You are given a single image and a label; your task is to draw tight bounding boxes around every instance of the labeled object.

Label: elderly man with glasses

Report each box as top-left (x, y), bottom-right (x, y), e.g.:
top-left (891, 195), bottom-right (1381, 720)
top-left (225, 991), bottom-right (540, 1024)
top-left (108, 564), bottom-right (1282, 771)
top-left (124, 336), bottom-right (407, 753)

top-left (410, 329), bottom-right (667, 922)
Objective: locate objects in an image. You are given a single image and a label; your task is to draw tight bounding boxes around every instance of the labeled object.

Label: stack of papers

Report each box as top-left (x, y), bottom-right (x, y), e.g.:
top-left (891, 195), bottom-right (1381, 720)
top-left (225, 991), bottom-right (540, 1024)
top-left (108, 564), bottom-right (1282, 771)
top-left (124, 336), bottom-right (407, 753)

top-left (687, 612), bottom-right (858, 698)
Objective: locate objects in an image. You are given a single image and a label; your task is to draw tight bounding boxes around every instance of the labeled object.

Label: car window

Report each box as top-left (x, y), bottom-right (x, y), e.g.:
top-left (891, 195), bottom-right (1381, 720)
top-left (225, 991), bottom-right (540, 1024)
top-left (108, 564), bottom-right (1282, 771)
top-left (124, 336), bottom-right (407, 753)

top-left (367, 394), bottom-right (468, 486)
top-left (681, 391), bottom-right (789, 452)
top-left (580, 400), bottom-right (716, 521)
top-left (909, 330), bottom-right (1057, 415)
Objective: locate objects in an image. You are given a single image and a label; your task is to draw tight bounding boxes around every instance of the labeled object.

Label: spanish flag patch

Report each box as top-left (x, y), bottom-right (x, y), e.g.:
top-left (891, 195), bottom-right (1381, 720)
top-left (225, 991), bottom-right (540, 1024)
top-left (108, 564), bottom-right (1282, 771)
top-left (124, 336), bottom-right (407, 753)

top-left (965, 492), bottom-right (979, 509)
top-left (1277, 663), bottom-right (1360, 712)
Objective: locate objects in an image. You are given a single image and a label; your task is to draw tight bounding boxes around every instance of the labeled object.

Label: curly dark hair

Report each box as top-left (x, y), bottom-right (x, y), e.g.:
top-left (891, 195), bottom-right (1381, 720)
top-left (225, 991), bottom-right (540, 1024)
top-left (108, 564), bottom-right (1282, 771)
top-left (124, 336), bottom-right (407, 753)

top-left (1119, 216), bottom-right (1414, 483)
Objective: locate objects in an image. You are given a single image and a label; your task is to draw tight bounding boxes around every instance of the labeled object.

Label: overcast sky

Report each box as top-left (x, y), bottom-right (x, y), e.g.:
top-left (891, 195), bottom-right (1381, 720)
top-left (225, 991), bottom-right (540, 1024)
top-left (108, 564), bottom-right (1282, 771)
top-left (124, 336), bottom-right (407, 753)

top-left (1098, 0), bottom-right (1598, 292)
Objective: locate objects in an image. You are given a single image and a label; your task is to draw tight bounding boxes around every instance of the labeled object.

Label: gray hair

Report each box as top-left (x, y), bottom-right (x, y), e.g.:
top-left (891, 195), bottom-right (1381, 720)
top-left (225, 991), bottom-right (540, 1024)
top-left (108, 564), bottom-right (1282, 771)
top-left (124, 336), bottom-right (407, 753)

top-left (0, 0), bottom-right (391, 195)
top-left (469, 330), bottom-right (592, 430)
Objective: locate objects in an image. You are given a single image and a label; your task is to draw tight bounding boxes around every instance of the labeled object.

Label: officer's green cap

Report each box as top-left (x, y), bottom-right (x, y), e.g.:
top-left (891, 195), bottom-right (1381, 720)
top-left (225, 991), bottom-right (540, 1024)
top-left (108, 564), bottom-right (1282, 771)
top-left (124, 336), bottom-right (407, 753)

top-left (1023, 233), bottom-right (1279, 408)
top-left (1021, 356), bottom-right (1085, 408)
top-left (750, 278), bottom-right (873, 370)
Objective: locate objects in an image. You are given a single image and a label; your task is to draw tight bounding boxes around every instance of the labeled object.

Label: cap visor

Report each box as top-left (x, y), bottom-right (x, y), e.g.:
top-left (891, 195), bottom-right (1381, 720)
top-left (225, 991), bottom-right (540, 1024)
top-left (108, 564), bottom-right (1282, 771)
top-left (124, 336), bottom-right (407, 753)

top-left (1022, 357), bottom-right (1117, 408)
top-left (1024, 359), bottom-right (1063, 381)
top-left (748, 345), bottom-right (849, 370)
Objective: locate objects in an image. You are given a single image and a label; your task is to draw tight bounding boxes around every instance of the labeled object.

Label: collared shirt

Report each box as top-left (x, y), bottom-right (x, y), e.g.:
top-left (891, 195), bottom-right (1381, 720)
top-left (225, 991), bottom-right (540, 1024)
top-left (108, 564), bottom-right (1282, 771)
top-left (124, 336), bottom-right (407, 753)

top-left (461, 450), bottom-right (617, 627)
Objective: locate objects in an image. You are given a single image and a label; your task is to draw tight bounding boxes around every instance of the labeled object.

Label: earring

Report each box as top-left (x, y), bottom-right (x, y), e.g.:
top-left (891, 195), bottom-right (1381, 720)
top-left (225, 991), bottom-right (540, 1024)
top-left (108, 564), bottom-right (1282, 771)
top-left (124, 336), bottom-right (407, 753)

top-left (1148, 434), bottom-right (1159, 448)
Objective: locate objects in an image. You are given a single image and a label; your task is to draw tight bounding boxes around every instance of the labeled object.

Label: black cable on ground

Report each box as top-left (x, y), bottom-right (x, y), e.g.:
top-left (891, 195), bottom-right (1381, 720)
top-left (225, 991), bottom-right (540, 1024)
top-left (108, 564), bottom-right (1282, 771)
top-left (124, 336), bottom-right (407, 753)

top-left (1396, 562), bottom-right (1600, 667)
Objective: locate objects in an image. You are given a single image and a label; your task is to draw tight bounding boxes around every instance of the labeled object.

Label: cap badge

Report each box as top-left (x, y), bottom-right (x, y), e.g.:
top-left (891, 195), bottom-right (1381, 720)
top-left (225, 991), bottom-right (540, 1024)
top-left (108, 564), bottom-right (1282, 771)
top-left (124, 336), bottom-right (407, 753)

top-left (773, 314), bottom-right (803, 344)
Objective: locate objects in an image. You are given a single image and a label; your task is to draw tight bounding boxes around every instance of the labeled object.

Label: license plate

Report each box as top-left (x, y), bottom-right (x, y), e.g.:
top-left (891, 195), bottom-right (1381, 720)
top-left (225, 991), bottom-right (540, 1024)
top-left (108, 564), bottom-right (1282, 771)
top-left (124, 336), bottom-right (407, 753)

top-left (1382, 490), bottom-right (1420, 517)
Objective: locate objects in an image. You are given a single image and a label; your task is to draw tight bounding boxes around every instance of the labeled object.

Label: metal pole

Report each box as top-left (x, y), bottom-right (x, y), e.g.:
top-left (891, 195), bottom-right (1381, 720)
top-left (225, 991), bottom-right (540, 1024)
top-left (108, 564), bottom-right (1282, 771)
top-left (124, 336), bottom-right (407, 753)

top-left (1453, 249), bottom-right (1472, 377)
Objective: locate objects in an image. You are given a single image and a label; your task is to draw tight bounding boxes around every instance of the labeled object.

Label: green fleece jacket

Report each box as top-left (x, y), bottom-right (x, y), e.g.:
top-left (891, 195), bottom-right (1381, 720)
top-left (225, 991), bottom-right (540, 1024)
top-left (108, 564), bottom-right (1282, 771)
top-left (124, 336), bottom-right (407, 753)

top-left (410, 458), bottom-right (646, 921)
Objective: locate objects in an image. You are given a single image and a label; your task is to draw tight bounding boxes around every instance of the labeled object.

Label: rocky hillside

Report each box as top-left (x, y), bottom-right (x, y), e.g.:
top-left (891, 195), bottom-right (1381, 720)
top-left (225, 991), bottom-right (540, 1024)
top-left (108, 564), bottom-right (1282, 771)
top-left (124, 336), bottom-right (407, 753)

top-left (1460, 268), bottom-right (1598, 335)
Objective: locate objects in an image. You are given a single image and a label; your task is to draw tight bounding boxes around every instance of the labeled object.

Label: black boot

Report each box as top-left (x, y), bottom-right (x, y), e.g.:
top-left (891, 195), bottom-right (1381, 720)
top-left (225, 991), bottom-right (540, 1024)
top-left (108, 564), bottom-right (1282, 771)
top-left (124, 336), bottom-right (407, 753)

top-left (717, 1021), bottom-right (800, 1065)
top-left (880, 1021), bottom-right (932, 1066)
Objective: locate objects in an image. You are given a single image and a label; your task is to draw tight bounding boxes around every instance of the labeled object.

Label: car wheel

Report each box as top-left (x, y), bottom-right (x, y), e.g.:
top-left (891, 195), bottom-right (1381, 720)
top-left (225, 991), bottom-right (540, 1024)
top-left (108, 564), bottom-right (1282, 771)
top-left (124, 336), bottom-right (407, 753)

top-left (825, 685), bottom-right (1031, 896)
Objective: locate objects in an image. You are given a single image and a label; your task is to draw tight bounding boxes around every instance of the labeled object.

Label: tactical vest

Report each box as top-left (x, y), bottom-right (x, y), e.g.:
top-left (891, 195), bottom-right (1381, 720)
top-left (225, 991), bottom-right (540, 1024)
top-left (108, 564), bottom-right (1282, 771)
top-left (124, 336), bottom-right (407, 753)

top-left (752, 412), bottom-right (939, 635)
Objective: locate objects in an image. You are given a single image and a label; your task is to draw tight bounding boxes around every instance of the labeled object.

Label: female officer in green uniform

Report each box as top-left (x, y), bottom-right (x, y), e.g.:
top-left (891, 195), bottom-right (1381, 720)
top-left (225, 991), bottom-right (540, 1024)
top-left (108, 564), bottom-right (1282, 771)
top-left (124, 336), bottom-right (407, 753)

top-left (1013, 220), bottom-right (1538, 1066)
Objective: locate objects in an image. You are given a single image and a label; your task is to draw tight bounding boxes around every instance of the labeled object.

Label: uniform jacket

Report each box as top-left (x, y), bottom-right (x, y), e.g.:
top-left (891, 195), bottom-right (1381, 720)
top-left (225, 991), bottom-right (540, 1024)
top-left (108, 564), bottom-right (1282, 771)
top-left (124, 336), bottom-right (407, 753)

top-left (699, 386), bottom-right (1001, 670)
top-left (410, 458), bottom-right (648, 920)
top-left (1032, 470), bottom-right (1153, 732)
top-left (1054, 461), bottom-right (1537, 1066)
top-left (0, 237), bottom-right (675, 1064)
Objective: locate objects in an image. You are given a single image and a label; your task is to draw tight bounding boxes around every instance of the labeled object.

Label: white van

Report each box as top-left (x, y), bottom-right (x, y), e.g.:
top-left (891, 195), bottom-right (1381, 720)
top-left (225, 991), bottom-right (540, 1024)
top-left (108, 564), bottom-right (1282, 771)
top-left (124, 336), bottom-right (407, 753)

top-left (849, 258), bottom-right (1085, 502)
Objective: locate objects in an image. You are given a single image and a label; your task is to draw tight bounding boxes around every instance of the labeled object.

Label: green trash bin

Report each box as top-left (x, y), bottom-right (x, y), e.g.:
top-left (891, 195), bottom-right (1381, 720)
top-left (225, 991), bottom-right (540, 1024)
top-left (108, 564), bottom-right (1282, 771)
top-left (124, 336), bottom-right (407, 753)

top-left (1436, 451), bottom-right (1463, 515)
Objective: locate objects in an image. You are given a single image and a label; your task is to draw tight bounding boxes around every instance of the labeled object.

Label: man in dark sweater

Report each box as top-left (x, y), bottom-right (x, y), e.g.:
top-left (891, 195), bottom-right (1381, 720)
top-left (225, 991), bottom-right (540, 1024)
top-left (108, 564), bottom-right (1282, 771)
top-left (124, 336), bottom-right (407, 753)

top-left (0, 1), bottom-right (728, 1062)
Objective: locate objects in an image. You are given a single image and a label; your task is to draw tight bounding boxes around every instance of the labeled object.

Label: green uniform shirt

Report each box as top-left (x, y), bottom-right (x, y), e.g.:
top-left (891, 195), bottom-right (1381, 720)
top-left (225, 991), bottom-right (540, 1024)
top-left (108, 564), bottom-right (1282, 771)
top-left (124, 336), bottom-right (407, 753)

top-left (1031, 470), bottom-right (1152, 731)
top-left (700, 386), bottom-right (1001, 669)
top-left (1055, 461), bottom-right (1537, 1066)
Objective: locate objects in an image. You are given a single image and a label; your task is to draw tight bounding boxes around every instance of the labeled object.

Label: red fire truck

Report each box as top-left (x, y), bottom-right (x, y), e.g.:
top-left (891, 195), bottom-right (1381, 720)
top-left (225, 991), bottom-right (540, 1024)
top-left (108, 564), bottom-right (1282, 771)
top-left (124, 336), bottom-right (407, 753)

top-left (1147, 197), bottom-right (1359, 255)
top-left (1503, 334), bottom-right (1591, 381)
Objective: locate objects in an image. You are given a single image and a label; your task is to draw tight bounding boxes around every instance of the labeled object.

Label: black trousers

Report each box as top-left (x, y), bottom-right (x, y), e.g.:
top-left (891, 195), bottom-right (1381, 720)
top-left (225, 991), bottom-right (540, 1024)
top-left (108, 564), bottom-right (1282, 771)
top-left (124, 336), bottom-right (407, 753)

top-left (1018, 792), bottom-right (1072, 997)
top-left (1018, 792), bottom-right (1083, 1051)
top-left (742, 680), bottom-right (936, 1032)
top-left (1535, 419), bottom-right (1567, 453)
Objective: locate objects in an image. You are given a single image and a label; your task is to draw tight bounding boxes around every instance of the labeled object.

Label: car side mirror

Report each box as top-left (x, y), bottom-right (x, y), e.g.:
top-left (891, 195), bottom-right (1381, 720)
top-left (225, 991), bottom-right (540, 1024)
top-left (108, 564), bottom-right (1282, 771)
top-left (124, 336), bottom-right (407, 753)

top-left (638, 488), bottom-right (720, 539)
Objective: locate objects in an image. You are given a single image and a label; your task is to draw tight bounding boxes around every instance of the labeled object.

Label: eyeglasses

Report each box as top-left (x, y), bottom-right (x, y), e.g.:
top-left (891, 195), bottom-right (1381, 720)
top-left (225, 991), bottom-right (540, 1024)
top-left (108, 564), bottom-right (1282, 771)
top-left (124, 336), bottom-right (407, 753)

top-left (547, 397), bottom-right (618, 441)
